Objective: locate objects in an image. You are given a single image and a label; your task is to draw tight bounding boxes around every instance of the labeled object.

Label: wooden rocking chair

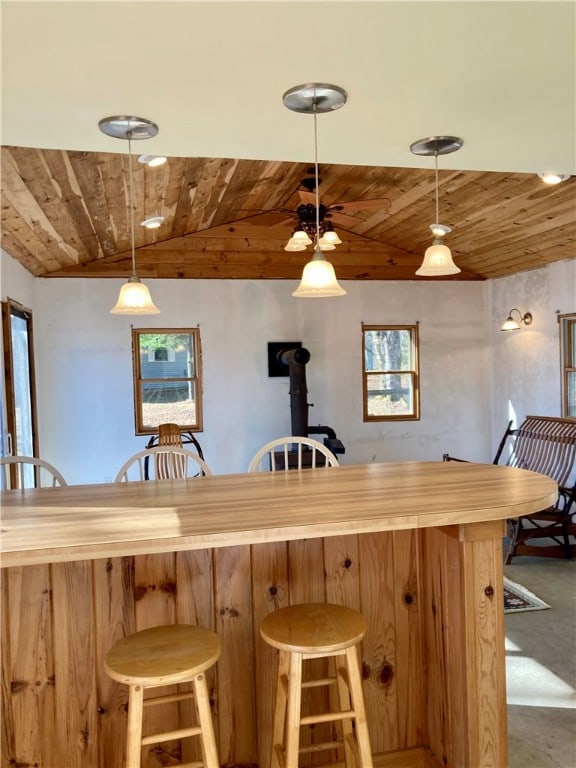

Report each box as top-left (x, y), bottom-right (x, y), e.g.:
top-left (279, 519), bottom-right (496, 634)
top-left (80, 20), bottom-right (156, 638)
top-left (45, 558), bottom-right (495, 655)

top-left (444, 415), bottom-right (576, 563)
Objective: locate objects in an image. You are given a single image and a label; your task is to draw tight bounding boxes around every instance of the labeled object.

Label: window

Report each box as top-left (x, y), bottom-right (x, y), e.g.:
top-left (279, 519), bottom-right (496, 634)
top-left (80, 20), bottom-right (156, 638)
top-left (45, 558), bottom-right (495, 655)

top-left (362, 323), bottom-right (420, 421)
top-left (559, 313), bottom-right (576, 417)
top-left (1, 299), bottom-right (38, 476)
top-left (132, 328), bottom-right (203, 435)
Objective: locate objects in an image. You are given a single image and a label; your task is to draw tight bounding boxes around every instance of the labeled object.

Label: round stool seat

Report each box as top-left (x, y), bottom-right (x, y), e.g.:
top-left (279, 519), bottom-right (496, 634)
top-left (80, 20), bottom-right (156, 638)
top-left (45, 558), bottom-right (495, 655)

top-left (105, 624), bottom-right (221, 686)
top-left (260, 602), bottom-right (367, 653)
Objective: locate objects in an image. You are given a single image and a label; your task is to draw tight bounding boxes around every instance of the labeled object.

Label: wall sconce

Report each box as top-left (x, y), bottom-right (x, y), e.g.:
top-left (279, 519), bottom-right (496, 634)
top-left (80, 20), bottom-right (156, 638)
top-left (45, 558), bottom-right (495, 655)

top-left (501, 309), bottom-right (533, 331)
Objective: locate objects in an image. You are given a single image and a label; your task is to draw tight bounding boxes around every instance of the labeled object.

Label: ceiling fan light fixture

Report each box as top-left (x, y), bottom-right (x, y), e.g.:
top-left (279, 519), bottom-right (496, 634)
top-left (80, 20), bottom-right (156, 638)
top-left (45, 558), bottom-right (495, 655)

top-left (321, 228), bottom-right (342, 245)
top-left (292, 247), bottom-right (347, 298)
top-left (292, 229), bottom-right (313, 245)
top-left (285, 239), bottom-right (307, 252)
top-left (99, 115), bottom-right (161, 315)
top-left (410, 135), bottom-right (463, 277)
top-left (318, 237), bottom-right (336, 251)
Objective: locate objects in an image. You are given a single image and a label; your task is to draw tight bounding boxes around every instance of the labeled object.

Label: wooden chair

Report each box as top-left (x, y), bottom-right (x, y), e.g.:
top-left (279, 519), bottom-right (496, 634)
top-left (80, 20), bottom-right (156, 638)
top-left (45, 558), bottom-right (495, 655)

top-left (157, 422), bottom-right (184, 447)
top-left (260, 603), bottom-right (373, 768)
top-left (444, 415), bottom-right (576, 562)
top-left (114, 447), bottom-right (213, 483)
top-left (105, 624), bottom-right (221, 768)
top-left (0, 455), bottom-right (67, 489)
top-left (248, 436), bottom-right (340, 473)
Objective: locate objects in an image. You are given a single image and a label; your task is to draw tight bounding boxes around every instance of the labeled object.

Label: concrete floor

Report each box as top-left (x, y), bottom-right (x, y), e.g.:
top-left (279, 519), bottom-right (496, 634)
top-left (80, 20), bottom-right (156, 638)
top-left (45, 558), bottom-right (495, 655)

top-left (504, 557), bottom-right (576, 768)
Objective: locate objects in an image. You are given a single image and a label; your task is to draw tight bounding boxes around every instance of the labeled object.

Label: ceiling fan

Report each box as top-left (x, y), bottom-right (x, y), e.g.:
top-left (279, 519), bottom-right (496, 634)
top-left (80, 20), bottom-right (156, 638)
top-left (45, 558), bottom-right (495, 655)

top-left (237, 173), bottom-right (391, 237)
top-left (294, 174), bottom-right (391, 215)
top-left (279, 174), bottom-right (392, 251)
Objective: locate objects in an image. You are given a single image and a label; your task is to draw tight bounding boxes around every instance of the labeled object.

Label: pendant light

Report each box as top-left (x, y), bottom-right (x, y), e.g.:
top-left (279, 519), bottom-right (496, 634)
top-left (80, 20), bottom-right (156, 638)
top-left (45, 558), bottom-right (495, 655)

top-left (283, 84), bottom-right (347, 298)
top-left (410, 136), bottom-right (463, 277)
top-left (99, 116), bottom-right (161, 314)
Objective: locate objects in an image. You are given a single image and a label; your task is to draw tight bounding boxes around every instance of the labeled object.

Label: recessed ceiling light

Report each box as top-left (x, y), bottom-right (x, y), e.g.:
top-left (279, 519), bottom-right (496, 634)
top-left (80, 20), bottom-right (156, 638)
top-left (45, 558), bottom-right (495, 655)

top-left (140, 216), bottom-right (165, 229)
top-left (537, 172), bottom-right (570, 185)
top-left (138, 154), bottom-right (167, 167)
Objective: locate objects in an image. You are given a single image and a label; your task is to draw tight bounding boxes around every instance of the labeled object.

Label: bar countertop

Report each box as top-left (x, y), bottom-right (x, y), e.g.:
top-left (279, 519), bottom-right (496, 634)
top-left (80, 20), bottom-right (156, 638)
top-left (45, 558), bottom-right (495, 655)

top-left (0, 461), bottom-right (557, 567)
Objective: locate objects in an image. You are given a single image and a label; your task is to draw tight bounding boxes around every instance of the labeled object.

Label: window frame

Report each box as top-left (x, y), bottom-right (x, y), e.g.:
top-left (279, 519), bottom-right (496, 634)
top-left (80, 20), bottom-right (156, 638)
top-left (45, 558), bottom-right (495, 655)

top-left (559, 312), bottom-right (576, 418)
top-left (362, 322), bottom-right (420, 422)
top-left (132, 327), bottom-right (203, 436)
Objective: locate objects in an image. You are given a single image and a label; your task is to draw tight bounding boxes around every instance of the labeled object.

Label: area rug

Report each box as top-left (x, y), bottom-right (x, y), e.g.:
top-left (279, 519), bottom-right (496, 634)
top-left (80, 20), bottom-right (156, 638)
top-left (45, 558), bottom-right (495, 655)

top-left (504, 576), bottom-right (551, 613)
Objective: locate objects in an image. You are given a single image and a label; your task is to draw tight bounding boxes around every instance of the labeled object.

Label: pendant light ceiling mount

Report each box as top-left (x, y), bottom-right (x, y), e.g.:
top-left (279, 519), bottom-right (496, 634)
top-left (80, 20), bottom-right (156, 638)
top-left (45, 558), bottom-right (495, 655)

top-left (409, 135), bottom-right (463, 157)
top-left (410, 135), bottom-right (463, 278)
top-left (283, 84), bottom-right (347, 298)
top-left (98, 115), bottom-right (159, 141)
top-left (282, 83), bottom-right (347, 114)
top-left (99, 115), bottom-right (160, 315)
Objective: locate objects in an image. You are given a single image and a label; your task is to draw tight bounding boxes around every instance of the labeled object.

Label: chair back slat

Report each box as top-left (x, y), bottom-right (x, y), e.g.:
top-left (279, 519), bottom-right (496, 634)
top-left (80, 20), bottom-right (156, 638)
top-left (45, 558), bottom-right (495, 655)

top-left (0, 456), bottom-right (67, 490)
top-left (505, 416), bottom-right (576, 489)
top-left (248, 436), bottom-right (339, 473)
top-left (114, 447), bottom-right (212, 483)
top-left (158, 423), bottom-right (183, 447)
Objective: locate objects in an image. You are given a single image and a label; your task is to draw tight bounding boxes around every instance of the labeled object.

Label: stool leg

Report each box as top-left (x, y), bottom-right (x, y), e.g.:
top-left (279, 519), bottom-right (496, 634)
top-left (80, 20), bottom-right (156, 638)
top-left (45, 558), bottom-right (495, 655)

top-left (126, 684), bottom-right (144, 768)
top-left (193, 672), bottom-right (220, 768)
top-left (285, 651), bottom-right (303, 768)
top-left (270, 650), bottom-right (289, 768)
top-left (345, 646), bottom-right (373, 768)
top-left (335, 656), bottom-right (355, 768)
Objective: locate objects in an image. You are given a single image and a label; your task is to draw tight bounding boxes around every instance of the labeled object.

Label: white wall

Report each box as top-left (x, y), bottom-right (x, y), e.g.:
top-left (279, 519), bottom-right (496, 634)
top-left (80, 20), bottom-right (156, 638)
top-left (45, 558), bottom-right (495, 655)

top-left (3, 249), bottom-right (573, 484)
top-left (0, 250), bottom-right (35, 307)
top-left (488, 259), bottom-right (576, 451)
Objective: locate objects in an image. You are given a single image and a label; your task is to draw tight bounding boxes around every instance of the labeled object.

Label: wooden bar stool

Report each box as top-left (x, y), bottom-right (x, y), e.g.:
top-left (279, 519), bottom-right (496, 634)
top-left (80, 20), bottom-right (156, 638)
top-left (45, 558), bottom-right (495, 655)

top-left (105, 624), bottom-right (221, 768)
top-left (260, 603), bottom-right (373, 768)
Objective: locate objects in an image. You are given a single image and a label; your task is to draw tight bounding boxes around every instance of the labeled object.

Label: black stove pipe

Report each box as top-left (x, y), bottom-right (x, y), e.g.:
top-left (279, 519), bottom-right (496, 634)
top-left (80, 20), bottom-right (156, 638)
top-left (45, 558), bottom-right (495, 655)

top-left (279, 347), bottom-right (345, 454)
top-left (280, 347), bottom-right (311, 438)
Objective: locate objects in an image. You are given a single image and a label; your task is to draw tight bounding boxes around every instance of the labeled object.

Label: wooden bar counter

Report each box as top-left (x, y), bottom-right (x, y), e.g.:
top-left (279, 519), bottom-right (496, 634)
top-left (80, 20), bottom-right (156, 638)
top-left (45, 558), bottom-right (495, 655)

top-left (1, 461), bottom-right (556, 768)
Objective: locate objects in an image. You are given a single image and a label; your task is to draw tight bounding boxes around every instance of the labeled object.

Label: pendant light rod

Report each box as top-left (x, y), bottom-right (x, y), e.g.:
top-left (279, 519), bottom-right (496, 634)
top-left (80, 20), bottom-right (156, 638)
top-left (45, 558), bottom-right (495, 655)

top-left (127, 133), bottom-right (136, 278)
top-left (313, 104), bottom-right (320, 247)
top-left (99, 115), bottom-right (161, 314)
top-left (434, 149), bottom-right (439, 226)
top-left (409, 135), bottom-right (463, 277)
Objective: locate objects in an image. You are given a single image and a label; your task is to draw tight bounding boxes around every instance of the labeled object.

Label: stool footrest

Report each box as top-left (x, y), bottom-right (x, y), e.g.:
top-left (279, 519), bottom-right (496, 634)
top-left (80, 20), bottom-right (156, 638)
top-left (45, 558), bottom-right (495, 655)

top-left (300, 709), bottom-right (354, 726)
top-left (299, 739), bottom-right (344, 754)
top-left (302, 676), bottom-right (336, 689)
top-left (144, 691), bottom-right (195, 707)
top-left (141, 725), bottom-right (202, 746)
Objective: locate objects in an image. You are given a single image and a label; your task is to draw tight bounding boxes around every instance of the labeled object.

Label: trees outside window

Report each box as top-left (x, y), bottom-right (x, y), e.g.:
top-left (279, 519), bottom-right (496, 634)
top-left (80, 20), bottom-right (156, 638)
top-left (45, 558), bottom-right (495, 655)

top-left (362, 323), bottom-right (420, 421)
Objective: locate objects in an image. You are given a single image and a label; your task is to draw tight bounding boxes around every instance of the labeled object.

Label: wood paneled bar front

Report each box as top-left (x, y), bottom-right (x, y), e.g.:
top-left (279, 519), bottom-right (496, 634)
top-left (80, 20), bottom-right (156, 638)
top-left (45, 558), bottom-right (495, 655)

top-left (1, 461), bottom-right (556, 768)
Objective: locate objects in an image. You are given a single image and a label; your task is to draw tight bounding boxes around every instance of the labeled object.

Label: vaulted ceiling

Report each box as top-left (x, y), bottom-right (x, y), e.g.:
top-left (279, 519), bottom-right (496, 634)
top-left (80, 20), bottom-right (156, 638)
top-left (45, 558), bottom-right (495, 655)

top-left (1, 2), bottom-right (574, 283)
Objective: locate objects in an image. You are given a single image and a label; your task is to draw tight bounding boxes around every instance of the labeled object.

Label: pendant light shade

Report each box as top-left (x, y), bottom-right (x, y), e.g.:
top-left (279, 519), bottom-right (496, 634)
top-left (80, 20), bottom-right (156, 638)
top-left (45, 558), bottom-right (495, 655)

top-left (410, 135), bottom-right (463, 277)
top-left (415, 240), bottom-right (461, 276)
top-left (283, 83), bottom-right (347, 298)
top-left (110, 276), bottom-right (160, 314)
top-left (99, 115), bottom-right (161, 315)
top-left (292, 247), bottom-right (347, 297)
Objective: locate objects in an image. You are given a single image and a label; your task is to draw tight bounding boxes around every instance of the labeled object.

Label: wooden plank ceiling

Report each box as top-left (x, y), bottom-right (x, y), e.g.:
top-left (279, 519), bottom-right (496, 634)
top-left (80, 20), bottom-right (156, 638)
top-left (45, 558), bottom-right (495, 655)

top-left (1, 146), bottom-right (574, 282)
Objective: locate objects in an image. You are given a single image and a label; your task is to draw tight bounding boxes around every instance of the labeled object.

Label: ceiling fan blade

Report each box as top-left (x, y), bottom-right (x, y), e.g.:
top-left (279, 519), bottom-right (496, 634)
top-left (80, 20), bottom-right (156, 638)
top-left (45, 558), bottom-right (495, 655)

top-left (329, 198), bottom-right (391, 213)
top-left (235, 207), bottom-right (295, 215)
top-left (329, 211), bottom-right (371, 230)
